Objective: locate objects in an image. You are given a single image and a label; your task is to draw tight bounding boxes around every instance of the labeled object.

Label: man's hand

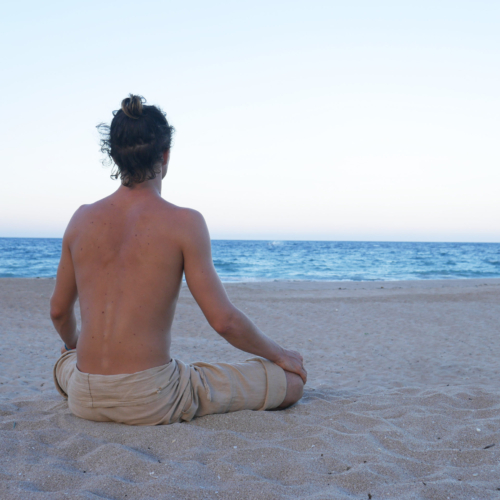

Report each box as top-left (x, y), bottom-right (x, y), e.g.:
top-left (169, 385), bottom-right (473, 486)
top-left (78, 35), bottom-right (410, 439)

top-left (274, 348), bottom-right (307, 384)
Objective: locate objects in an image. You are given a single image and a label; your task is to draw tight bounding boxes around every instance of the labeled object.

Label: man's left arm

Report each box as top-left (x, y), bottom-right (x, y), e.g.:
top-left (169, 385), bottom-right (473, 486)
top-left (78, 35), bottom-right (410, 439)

top-left (50, 230), bottom-right (79, 350)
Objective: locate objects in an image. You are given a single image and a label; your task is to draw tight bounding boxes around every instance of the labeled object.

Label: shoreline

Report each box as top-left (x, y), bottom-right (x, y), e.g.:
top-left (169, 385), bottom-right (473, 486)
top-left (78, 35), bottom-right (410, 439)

top-left (4, 276), bottom-right (500, 286)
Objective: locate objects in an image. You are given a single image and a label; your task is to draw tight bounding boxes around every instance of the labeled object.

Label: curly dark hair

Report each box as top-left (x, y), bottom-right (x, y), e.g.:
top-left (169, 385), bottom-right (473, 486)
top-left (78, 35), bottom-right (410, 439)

top-left (97, 95), bottom-right (175, 187)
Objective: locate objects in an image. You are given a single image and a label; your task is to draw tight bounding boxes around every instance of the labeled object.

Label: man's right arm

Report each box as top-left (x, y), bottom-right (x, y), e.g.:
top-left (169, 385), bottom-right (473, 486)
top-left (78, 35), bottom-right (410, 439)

top-left (179, 209), bottom-right (307, 383)
top-left (50, 211), bottom-right (82, 350)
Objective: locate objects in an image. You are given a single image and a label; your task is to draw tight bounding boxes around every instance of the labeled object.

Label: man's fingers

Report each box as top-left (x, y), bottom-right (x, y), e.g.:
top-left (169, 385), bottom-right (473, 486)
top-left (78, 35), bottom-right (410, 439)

top-left (277, 351), bottom-right (307, 384)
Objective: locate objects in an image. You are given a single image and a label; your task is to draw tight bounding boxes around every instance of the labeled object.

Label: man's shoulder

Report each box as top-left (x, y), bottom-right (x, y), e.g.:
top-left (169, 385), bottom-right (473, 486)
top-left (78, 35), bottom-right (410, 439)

top-left (71, 195), bottom-right (111, 217)
top-left (158, 200), bottom-right (205, 225)
top-left (68, 192), bottom-right (130, 223)
top-left (157, 203), bottom-right (208, 243)
top-left (66, 203), bottom-right (91, 229)
top-left (66, 201), bottom-right (104, 228)
top-left (64, 195), bottom-right (117, 236)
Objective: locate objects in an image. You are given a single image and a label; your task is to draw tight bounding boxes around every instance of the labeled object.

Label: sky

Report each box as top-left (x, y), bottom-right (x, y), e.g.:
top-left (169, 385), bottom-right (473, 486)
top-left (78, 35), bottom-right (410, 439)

top-left (1, 0), bottom-right (499, 241)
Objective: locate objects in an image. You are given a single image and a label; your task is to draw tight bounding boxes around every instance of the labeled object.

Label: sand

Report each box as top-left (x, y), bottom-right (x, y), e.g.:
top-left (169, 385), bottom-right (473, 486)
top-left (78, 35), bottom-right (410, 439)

top-left (1, 277), bottom-right (499, 499)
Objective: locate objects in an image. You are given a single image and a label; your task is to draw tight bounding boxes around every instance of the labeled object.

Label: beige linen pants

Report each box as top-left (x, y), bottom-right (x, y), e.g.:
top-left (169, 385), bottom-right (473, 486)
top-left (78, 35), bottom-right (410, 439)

top-left (53, 351), bottom-right (287, 425)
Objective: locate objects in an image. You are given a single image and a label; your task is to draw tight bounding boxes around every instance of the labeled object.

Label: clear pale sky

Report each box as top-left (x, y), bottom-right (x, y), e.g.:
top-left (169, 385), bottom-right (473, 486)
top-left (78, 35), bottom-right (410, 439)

top-left (1, 1), bottom-right (499, 241)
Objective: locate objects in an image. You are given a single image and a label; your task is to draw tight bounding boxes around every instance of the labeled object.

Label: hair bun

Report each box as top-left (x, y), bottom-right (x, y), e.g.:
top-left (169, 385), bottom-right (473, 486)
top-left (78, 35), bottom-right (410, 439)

top-left (121, 94), bottom-right (144, 119)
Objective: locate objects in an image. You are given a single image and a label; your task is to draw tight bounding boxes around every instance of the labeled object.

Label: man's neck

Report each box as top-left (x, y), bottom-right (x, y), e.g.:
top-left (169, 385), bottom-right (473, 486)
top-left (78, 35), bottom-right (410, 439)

top-left (118, 174), bottom-right (163, 197)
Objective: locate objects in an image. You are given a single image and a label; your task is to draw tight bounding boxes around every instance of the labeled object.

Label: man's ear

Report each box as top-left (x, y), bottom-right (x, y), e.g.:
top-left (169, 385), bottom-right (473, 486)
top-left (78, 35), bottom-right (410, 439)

top-left (162, 150), bottom-right (170, 166)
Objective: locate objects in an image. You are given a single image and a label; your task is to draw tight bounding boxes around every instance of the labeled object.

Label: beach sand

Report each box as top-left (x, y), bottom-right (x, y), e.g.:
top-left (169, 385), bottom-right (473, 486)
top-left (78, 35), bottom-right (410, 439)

top-left (1, 278), bottom-right (499, 499)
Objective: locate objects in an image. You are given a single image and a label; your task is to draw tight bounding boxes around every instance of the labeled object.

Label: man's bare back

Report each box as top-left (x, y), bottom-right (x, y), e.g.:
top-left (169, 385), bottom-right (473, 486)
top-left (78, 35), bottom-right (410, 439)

top-left (50, 95), bottom-right (306, 419)
top-left (61, 186), bottom-right (186, 374)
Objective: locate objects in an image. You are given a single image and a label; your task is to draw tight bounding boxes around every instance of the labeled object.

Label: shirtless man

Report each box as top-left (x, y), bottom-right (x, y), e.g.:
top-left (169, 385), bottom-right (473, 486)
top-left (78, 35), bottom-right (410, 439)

top-left (50, 95), bottom-right (306, 425)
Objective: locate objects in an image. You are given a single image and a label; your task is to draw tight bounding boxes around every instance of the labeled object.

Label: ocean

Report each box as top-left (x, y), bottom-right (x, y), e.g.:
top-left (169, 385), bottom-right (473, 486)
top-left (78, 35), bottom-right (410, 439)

top-left (0, 238), bottom-right (499, 282)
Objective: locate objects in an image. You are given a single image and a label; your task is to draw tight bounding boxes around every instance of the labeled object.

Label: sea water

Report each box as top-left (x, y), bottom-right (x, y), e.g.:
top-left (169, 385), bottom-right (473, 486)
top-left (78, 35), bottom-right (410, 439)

top-left (1, 238), bottom-right (499, 282)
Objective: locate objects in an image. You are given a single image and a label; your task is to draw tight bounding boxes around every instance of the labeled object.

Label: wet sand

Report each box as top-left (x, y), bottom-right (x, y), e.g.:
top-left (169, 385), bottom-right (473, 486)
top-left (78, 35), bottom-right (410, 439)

top-left (1, 278), bottom-right (499, 499)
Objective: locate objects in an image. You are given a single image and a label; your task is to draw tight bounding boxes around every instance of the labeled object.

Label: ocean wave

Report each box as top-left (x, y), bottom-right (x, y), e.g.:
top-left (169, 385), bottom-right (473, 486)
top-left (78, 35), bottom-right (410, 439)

top-left (2, 238), bottom-right (500, 281)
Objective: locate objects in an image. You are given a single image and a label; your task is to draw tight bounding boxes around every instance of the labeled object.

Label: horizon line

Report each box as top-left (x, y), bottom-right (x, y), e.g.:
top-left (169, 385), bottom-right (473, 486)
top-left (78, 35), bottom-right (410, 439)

top-left (0, 236), bottom-right (499, 245)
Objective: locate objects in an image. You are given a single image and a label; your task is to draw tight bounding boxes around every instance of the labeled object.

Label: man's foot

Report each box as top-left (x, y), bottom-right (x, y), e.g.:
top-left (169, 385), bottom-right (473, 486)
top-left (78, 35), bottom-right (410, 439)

top-left (274, 371), bottom-right (304, 410)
